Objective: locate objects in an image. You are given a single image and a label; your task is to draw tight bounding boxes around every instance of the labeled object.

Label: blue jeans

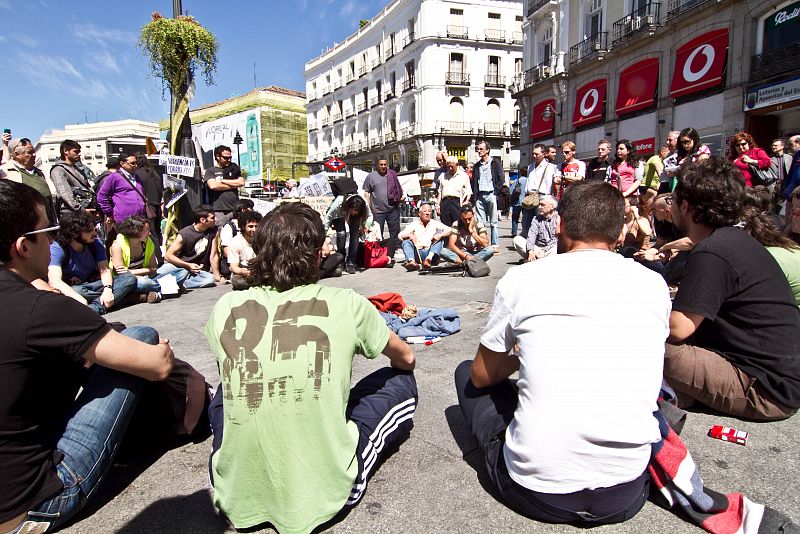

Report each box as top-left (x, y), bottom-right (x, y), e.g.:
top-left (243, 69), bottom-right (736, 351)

top-left (440, 246), bottom-right (494, 263)
top-left (74, 273), bottom-right (137, 315)
top-left (474, 192), bottom-right (499, 245)
top-left (511, 206), bottom-right (522, 237)
top-left (401, 239), bottom-right (444, 263)
top-left (135, 263), bottom-right (191, 293)
top-left (20, 326), bottom-right (156, 532)
top-left (373, 208), bottom-right (401, 258)
top-left (159, 262), bottom-right (214, 289)
top-left (332, 218), bottom-right (360, 265)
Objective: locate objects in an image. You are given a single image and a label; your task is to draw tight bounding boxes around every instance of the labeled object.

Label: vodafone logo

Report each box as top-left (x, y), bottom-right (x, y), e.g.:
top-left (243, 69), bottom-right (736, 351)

top-left (580, 89), bottom-right (599, 117)
top-left (683, 44), bottom-right (715, 83)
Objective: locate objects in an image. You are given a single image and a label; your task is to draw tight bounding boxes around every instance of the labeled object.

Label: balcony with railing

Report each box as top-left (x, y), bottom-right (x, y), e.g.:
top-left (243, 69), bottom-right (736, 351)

top-left (446, 25), bottom-right (469, 39)
top-left (569, 32), bottom-right (609, 67)
top-left (528, 0), bottom-right (556, 18)
top-left (372, 58), bottom-right (382, 69)
top-left (750, 42), bottom-right (800, 84)
top-left (400, 123), bottom-right (417, 139)
top-left (344, 109), bottom-right (355, 119)
top-left (384, 131), bottom-right (397, 143)
top-left (331, 113), bottom-right (342, 123)
top-left (446, 71), bottom-right (471, 85)
top-left (370, 137), bottom-right (383, 149)
top-left (385, 47), bottom-right (395, 61)
top-left (402, 78), bottom-right (416, 92)
top-left (511, 124), bottom-right (521, 138)
top-left (523, 61), bottom-right (552, 89)
top-left (438, 121), bottom-right (473, 134)
top-left (332, 81), bottom-right (341, 91)
top-left (308, 121), bottom-right (317, 131)
top-left (369, 96), bottom-right (382, 107)
top-left (510, 31), bottom-right (523, 44)
top-left (344, 144), bottom-right (355, 154)
top-left (483, 123), bottom-right (504, 136)
top-left (612, 2), bottom-right (661, 46)
top-left (357, 102), bottom-right (368, 114)
top-left (484, 74), bottom-right (506, 88)
top-left (358, 65), bottom-right (368, 77)
top-left (384, 90), bottom-right (396, 102)
top-left (402, 33), bottom-right (415, 48)
top-left (321, 117), bottom-right (331, 127)
top-left (484, 29), bottom-right (506, 43)
top-left (357, 141), bottom-right (364, 152)
top-left (321, 85), bottom-right (331, 96)
top-left (345, 73), bottom-right (355, 85)
top-left (665, 0), bottom-right (714, 20)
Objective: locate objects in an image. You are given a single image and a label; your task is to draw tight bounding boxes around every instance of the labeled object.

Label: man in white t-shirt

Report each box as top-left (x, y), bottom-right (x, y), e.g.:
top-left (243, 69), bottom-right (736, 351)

top-left (455, 181), bottom-right (670, 525)
top-left (227, 211), bottom-right (262, 290)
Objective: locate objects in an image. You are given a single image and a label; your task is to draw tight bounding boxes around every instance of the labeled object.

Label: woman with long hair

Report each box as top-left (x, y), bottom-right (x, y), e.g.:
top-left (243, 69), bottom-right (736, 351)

top-left (606, 139), bottom-right (643, 197)
top-left (729, 132), bottom-right (771, 187)
top-left (675, 127), bottom-right (711, 166)
top-left (322, 193), bottom-right (372, 274)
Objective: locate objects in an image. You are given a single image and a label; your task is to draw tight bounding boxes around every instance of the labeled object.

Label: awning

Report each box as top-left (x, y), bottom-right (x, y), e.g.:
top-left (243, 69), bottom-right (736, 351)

top-left (615, 58), bottom-right (659, 116)
top-left (669, 28), bottom-right (729, 99)
top-left (529, 98), bottom-right (556, 140)
top-left (572, 79), bottom-right (607, 128)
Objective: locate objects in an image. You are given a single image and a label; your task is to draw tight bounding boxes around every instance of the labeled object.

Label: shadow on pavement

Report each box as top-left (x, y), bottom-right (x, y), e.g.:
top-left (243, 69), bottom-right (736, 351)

top-left (115, 490), bottom-right (229, 533)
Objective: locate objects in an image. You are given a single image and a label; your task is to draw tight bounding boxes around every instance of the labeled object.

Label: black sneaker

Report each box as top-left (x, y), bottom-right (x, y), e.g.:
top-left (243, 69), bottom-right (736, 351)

top-left (384, 259), bottom-right (395, 268)
top-left (333, 264), bottom-right (344, 277)
top-left (346, 263), bottom-right (356, 274)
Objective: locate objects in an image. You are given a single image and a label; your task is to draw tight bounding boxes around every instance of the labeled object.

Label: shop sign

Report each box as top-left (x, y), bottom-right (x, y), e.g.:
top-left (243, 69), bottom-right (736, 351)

top-left (744, 77), bottom-right (800, 111)
top-left (669, 29), bottom-right (729, 98)
top-left (616, 58), bottom-right (659, 116)
top-left (448, 146), bottom-right (466, 159)
top-left (530, 98), bottom-right (556, 139)
top-left (573, 79), bottom-right (607, 128)
top-left (631, 137), bottom-right (656, 156)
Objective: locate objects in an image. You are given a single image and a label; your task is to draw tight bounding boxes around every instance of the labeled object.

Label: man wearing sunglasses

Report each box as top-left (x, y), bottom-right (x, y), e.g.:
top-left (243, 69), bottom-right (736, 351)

top-left (204, 145), bottom-right (244, 227)
top-left (96, 152), bottom-right (147, 227)
top-left (0, 180), bottom-right (178, 533)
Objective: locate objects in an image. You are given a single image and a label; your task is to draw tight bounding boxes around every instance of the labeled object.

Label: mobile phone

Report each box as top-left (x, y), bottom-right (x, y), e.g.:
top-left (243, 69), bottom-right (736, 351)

top-left (2, 128), bottom-right (10, 136)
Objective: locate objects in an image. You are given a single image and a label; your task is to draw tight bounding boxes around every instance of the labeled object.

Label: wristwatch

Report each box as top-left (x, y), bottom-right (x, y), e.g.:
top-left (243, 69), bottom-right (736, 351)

top-left (103, 284), bottom-right (112, 289)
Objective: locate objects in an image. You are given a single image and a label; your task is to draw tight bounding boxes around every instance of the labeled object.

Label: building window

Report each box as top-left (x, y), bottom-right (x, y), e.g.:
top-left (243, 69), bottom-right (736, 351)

top-left (450, 53), bottom-right (465, 74)
top-left (450, 97), bottom-right (464, 124)
top-left (488, 12), bottom-right (501, 28)
top-left (515, 15), bottom-right (523, 33)
top-left (514, 58), bottom-right (523, 76)
top-left (450, 8), bottom-right (464, 26)
top-left (540, 25), bottom-right (553, 64)
top-left (585, 0), bottom-right (603, 39)
top-left (487, 99), bottom-right (501, 126)
top-left (488, 56), bottom-right (500, 77)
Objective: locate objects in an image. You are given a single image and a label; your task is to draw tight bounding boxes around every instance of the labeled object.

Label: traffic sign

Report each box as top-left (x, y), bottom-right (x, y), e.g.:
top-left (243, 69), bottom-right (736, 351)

top-left (324, 157), bottom-right (346, 172)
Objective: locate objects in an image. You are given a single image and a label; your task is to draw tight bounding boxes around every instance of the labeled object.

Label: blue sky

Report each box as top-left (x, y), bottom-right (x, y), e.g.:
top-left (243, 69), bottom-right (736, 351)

top-left (0, 0), bottom-right (386, 141)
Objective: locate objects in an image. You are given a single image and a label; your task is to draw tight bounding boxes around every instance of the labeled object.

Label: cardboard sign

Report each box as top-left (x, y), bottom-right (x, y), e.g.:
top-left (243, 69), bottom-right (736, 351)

top-left (398, 173), bottom-right (421, 196)
top-left (275, 196), bottom-right (332, 221)
top-left (251, 198), bottom-right (277, 215)
top-left (298, 172), bottom-right (332, 197)
top-left (163, 155), bottom-right (196, 177)
top-left (162, 175), bottom-right (186, 190)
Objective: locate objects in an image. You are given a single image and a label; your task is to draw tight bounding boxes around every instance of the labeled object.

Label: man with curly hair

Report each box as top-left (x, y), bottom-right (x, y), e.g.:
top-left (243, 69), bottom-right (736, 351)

top-left (666, 158), bottom-right (800, 421)
top-left (205, 202), bottom-right (417, 533)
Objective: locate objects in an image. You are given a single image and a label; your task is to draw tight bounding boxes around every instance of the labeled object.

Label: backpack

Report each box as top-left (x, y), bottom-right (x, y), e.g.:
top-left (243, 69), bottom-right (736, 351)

top-left (463, 257), bottom-right (490, 277)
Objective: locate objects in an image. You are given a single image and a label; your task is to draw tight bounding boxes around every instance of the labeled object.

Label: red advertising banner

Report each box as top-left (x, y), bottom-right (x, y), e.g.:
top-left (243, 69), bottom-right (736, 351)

top-left (572, 79), bottom-right (607, 128)
top-left (530, 98), bottom-right (556, 140)
top-left (632, 137), bottom-right (656, 156)
top-left (670, 29), bottom-right (729, 99)
top-left (615, 58), bottom-right (659, 116)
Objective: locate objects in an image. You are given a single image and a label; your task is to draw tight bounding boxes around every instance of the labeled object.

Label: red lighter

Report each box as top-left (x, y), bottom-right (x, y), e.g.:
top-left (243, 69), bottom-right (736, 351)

top-left (708, 425), bottom-right (748, 445)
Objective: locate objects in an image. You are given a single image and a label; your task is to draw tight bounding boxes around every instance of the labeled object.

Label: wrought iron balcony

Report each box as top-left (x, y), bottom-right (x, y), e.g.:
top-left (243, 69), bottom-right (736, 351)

top-left (385, 47), bottom-right (395, 61)
top-left (665, 0), bottom-right (713, 20)
top-left (446, 71), bottom-right (471, 85)
top-left (344, 109), bottom-right (355, 119)
top-left (402, 78), bottom-right (416, 92)
top-left (384, 131), bottom-right (397, 143)
top-left (357, 102), bottom-right (367, 114)
top-left (384, 91), bottom-right (396, 102)
top-left (372, 58), bottom-right (382, 69)
top-left (510, 31), bottom-right (523, 44)
top-left (484, 29), bottom-right (506, 42)
top-left (523, 61), bottom-right (551, 88)
top-left (369, 96), bottom-right (382, 107)
top-left (358, 66), bottom-right (368, 77)
top-left (447, 25), bottom-right (469, 39)
top-left (402, 33), bottom-right (415, 48)
top-left (321, 85), bottom-right (330, 95)
top-left (344, 144), bottom-right (355, 154)
top-left (612, 2), bottom-right (661, 46)
top-left (308, 122), bottom-right (317, 131)
top-left (331, 113), bottom-right (342, 123)
top-left (485, 74), bottom-right (506, 88)
top-left (321, 117), bottom-right (331, 127)
top-left (438, 121), bottom-right (472, 134)
top-left (357, 141), bottom-right (364, 152)
top-left (511, 125), bottom-right (521, 138)
top-left (483, 122), bottom-right (504, 136)
top-left (332, 81), bottom-right (341, 91)
top-left (750, 42), bottom-right (800, 83)
top-left (371, 137), bottom-right (383, 149)
top-left (528, 0), bottom-right (555, 18)
top-left (569, 32), bottom-right (609, 67)
top-left (345, 74), bottom-right (355, 84)
top-left (400, 124), bottom-right (417, 139)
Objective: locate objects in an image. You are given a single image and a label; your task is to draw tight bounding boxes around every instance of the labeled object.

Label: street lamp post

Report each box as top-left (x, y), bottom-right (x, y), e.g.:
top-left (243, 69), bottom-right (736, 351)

top-left (233, 130), bottom-right (243, 168)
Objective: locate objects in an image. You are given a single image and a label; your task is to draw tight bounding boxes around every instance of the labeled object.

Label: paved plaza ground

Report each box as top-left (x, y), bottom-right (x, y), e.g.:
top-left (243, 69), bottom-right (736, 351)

top-left (64, 220), bottom-right (799, 533)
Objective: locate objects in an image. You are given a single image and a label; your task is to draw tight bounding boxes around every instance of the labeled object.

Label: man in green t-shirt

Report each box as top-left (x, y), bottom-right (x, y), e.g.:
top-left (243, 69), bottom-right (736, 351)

top-left (205, 202), bottom-right (417, 534)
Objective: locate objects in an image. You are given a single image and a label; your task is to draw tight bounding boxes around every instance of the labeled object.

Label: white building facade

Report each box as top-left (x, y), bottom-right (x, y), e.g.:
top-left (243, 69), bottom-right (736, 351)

top-left (513, 0), bottom-right (800, 167)
top-left (36, 119), bottom-right (160, 176)
top-left (305, 0), bottom-right (524, 172)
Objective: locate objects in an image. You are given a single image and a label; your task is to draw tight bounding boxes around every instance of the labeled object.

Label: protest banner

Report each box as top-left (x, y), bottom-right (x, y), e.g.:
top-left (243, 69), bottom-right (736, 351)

top-left (163, 155), bottom-right (196, 177)
top-left (298, 172), bottom-right (332, 197)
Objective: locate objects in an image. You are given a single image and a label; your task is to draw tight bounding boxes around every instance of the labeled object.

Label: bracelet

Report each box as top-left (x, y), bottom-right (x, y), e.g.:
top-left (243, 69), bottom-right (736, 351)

top-left (103, 284), bottom-right (112, 289)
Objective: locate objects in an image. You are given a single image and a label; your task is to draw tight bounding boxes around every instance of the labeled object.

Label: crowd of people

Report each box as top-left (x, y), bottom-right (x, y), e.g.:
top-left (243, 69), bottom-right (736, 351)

top-left (1, 127), bottom-right (800, 534)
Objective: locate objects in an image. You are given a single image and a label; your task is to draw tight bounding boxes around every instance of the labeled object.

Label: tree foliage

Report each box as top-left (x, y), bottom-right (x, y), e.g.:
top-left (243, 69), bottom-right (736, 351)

top-left (138, 12), bottom-right (218, 95)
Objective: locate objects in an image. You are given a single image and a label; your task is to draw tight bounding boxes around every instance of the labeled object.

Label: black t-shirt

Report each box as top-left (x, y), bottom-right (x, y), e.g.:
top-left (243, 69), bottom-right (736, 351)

top-left (586, 158), bottom-right (610, 181)
top-left (178, 224), bottom-right (217, 270)
top-left (654, 219), bottom-right (679, 243)
top-left (203, 163), bottom-right (241, 211)
top-left (672, 227), bottom-right (800, 407)
top-left (0, 269), bottom-right (111, 522)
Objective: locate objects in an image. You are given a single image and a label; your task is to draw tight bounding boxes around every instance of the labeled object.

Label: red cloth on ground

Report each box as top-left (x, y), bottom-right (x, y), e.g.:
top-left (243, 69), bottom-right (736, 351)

top-left (368, 293), bottom-right (407, 315)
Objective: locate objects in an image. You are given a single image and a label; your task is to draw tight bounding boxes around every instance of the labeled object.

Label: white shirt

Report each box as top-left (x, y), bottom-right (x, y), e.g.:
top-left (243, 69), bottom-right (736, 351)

top-left (525, 160), bottom-right (556, 196)
top-left (481, 250), bottom-right (669, 493)
top-left (398, 218), bottom-right (452, 249)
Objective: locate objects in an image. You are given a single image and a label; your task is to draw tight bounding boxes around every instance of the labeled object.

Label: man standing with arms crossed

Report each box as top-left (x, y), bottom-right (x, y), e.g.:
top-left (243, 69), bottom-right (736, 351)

top-left (471, 140), bottom-right (504, 253)
top-left (204, 145), bottom-right (244, 227)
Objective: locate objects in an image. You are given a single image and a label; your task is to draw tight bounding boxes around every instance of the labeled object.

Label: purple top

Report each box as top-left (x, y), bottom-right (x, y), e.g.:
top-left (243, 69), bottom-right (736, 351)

top-left (96, 171), bottom-right (146, 223)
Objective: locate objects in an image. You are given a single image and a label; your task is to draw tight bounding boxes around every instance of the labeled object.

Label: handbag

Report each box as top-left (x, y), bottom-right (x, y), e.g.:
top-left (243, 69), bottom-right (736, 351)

top-left (363, 239), bottom-right (390, 268)
top-left (522, 164), bottom-right (549, 209)
top-left (749, 162), bottom-right (778, 186)
top-left (463, 256), bottom-right (490, 277)
top-left (130, 178), bottom-right (158, 219)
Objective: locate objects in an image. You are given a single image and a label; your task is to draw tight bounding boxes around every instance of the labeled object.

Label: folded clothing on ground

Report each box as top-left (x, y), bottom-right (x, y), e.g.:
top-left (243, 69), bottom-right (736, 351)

top-left (380, 307), bottom-right (461, 340)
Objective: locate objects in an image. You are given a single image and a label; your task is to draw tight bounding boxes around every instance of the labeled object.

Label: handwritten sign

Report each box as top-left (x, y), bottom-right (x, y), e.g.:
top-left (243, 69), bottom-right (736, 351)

top-left (251, 198), bottom-right (277, 215)
top-left (298, 172), bottom-right (332, 198)
top-left (162, 175), bottom-right (186, 190)
top-left (163, 155), bottom-right (196, 177)
top-left (274, 196), bottom-right (332, 221)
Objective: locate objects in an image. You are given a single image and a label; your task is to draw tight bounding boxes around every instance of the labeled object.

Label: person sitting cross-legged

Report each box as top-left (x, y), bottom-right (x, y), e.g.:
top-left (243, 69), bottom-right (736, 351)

top-left (512, 195), bottom-right (558, 262)
top-left (440, 203), bottom-right (494, 264)
top-left (226, 210), bottom-right (262, 290)
top-left (455, 181), bottom-right (670, 526)
top-left (398, 202), bottom-right (452, 271)
top-left (47, 210), bottom-right (136, 315)
top-left (109, 216), bottom-right (189, 302)
top-left (205, 202), bottom-right (417, 534)
top-left (162, 204), bottom-right (220, 289)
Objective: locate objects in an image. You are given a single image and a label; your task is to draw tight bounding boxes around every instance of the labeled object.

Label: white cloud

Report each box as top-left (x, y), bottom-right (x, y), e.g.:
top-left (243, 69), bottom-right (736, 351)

top-left (70, 22), bottom-right (136, 45)
top-left (12, 34), bottom-right (39, 48)
top-left (84, 49), bottom-right (121, 75)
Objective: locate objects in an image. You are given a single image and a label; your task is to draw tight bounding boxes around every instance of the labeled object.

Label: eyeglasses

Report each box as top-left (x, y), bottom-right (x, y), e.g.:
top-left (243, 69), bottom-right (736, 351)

top-left (562, 150), bottom-right (572, 154)
top-left (123, 160), bottom-right (138, 166)
top-left (680, 139), bottom-right (693, 145)
top-left (219, 155), bottom-right (232, 160)
top-left (24, 225), bottom-right (60, 242)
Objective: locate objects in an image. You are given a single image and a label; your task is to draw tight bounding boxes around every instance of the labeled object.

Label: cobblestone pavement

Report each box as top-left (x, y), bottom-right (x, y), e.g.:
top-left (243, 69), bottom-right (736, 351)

top-left (64, 220), bottom-right (798, 533)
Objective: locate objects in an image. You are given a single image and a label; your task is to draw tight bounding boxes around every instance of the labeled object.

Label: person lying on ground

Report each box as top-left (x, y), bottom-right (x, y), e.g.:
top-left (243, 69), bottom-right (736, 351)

top-left (399, 202), bottom-right (452, 271)
top-left (665, 158), bottom-right (800, 421)
top-left (455, 181), bottom-right (669, 526)
top-left (440, 203), bottom-right (494, 264)
top-left (205, 202), bottom-right (417, 534)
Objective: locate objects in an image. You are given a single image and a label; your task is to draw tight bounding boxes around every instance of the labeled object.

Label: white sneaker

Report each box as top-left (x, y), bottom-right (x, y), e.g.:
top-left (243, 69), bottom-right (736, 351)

top-left (492, 245), bottom-right (501, 254)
